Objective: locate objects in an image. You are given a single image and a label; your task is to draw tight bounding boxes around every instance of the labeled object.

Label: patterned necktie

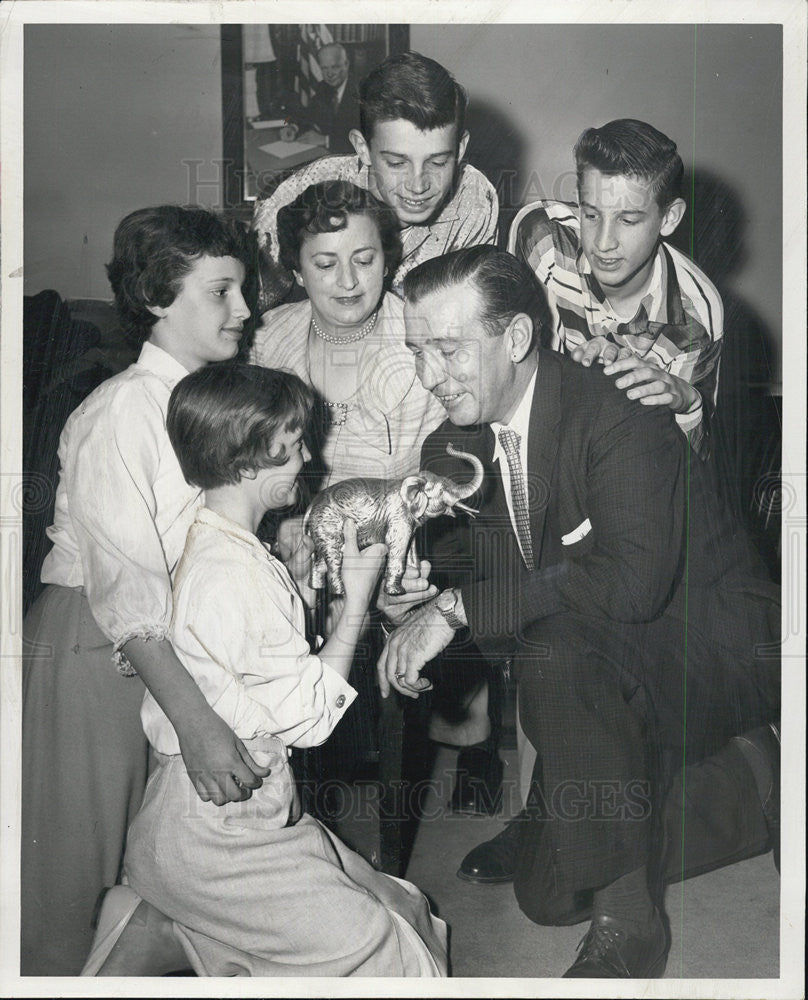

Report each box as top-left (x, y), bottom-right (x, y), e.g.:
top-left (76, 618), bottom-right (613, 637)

top-left (498, 427), bottom-right (534, 568)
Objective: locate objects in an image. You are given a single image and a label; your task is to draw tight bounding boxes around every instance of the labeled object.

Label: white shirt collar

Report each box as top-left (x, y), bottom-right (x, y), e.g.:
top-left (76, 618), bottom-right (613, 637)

top-left (490, 365), bottom-right (538, 447)
top-left (195, 506), bottom-right (269, 555)
top-left (137, 340), bottom-right (191, 388)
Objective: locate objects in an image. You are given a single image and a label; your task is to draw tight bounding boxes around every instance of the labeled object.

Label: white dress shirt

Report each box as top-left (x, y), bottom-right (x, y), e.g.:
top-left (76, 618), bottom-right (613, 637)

top-left (40, 341), bottom-right (202, 670)
top-left (141, 507), bottom-right (356, 756)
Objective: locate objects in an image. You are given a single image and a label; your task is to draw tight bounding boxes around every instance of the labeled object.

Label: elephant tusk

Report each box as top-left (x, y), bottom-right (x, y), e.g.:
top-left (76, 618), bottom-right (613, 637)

top-left (452, 501), bottom-right (478, 517)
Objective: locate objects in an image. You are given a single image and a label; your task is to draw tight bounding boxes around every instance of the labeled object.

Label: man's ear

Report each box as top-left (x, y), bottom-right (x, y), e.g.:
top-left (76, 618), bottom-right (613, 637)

top-left (146, 303), bottom-right (167, 319)
top-left (456, 130), bottom-right (470, 163)
top-left (506, 313), bottom-right (534, 363)
top-left (660, 198), bottom-right (686, 238)
top-left (349, 129), bottom-right (371, 166)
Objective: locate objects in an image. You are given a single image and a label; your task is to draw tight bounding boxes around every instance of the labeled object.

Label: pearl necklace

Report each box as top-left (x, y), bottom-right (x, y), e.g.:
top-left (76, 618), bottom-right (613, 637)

top-left (311, 310), bottom-right (378, 344)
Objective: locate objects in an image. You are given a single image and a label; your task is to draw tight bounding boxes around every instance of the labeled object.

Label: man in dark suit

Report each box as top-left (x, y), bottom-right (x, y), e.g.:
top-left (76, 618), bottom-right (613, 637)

top-left (283, 43), bottom-right (359, 154)
top-left (378, 246), bottom-right (780, 978)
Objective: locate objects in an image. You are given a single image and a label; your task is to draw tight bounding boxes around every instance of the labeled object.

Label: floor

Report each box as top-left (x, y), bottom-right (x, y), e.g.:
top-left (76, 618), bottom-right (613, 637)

top-left (335, 742), bottom-right (780, 981)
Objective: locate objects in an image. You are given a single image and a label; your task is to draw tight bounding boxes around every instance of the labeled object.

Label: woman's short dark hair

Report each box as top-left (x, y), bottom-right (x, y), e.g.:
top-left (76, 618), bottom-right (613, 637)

top-left (167, 363), bottom-right (314, 491)
top-left (574, 119), bottom-right (684, 208)
top-left (106, 205), bottom-right (253, 347)
top-left (403, 245), bottom-right (551, 346)
top-left (359, 51), bottom-right (466, 145)
top-left (277, 180), bottom-right (402, 279)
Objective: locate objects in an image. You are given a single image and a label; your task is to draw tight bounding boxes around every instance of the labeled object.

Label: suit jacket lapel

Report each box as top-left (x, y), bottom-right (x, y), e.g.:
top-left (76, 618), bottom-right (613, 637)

top-left (525, 351), bottom-right (562, 567)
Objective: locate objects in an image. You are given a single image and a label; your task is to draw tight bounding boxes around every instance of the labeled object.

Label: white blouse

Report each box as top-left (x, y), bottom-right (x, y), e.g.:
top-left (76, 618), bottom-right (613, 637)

top-left (250, 292), bottom-right (445, 485)
top-left (141, 507), bottom-right (356, 755)
top-left (40, 341), bottom-right (202, 670)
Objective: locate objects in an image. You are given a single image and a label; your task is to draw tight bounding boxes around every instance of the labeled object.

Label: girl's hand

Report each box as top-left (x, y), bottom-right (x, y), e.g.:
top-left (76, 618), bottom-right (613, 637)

top-left (340, 519), bottom-right (386, 611)
top-left (276, 516), bottom-right (317, 608)
top-left (177, 712), bottom-right (272, 805)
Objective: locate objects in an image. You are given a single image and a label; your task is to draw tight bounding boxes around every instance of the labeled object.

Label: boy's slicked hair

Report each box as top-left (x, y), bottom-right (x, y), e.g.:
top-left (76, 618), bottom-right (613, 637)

top-left (106, 205), bottom-right (253, 347)
top-left (359, 51), bottom-right (466, 143)
top-left (404, 245), bottom-right (550, 345)
top-left (167, 363), bottom-right (314, 490)
top-left (277, 180), bottom-right (402, 279)
top-left (574, 119), bottom-right (684, 208)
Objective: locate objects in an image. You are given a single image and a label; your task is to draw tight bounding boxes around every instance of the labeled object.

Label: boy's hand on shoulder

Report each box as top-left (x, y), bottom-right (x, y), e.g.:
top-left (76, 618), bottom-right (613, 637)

top-left (603, 355), bottom-right (700, 413)
top-left (571, 336), bottom-right (632, 368)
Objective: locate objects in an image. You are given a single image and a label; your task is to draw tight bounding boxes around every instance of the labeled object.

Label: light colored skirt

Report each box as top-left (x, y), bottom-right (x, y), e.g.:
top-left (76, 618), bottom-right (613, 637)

top-left (124, 737), bottom-right (448, 977)
top-left (21, 585), bottom-right (149, 975)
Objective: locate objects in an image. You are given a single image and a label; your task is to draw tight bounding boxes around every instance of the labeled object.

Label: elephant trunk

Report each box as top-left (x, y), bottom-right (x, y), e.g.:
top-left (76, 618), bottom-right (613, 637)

top-left (445, 443), bottom-right (484, 500)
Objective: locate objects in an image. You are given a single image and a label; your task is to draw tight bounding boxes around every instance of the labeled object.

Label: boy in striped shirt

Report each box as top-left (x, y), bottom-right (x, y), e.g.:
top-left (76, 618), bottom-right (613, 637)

top-left (509, 119), bottom-right (723, 457)
top-left (253, 52), bottom-right (498, 311)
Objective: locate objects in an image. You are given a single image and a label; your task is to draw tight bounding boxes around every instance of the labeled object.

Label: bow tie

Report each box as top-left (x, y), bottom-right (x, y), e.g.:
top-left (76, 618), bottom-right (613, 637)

top-left (615, 306), bottom-right (707, 354)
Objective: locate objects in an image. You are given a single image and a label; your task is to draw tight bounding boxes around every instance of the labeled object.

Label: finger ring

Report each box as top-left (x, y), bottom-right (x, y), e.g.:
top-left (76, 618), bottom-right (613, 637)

top-left (395, 672), bottom-right (406, 680)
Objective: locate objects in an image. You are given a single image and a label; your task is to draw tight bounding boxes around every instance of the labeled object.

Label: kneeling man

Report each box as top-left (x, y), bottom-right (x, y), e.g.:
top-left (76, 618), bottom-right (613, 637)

top-left (379, 246), bottom-right (779, 978)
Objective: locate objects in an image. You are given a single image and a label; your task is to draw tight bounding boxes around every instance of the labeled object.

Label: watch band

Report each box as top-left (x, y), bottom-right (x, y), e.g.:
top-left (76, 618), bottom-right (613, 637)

top-left (435, 589), bottom-right (465, 631)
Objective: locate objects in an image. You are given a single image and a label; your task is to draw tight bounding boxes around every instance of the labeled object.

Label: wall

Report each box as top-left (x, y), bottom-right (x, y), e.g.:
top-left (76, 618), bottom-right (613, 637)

top-left (410, 23), bottom-right (783, 383)
top-left (23, 22), bottom-right (783, 378)
top-left (24, 24), bottom-right (223, 300)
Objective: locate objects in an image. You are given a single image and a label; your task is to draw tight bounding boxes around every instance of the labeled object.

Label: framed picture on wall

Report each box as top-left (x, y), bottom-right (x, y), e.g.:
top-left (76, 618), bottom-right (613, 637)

top-left (221, 23), bottom-right (409, 212)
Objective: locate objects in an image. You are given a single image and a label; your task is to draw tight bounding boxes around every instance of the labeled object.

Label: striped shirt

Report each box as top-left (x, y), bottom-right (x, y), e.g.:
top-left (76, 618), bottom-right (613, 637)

top-left (508, 200), bottom-right (724, 456)
top-left (252, 154), bottom-right (499, 311)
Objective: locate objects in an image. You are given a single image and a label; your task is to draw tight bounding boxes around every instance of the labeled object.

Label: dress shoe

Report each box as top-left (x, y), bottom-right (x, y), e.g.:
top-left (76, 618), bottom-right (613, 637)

top-left (734, 720), bottom-right (780, 873)
top-left (449, 745), bottom-right (503, 816)
top-left (456, 813), bottom-right (523, 883)
top-left (563, 909), bottom-right (668, 978)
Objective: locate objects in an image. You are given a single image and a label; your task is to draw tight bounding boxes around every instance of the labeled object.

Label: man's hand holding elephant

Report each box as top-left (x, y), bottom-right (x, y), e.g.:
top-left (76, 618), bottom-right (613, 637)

top-left (376, 558), bottom-right (438, 626)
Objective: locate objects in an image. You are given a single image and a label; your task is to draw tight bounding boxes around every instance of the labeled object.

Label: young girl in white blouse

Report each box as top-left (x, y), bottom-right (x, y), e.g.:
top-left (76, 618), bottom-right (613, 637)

top-left (21, 207), bottom-right (273, 975)
top-left (84, 363), bottom-right (447, 977)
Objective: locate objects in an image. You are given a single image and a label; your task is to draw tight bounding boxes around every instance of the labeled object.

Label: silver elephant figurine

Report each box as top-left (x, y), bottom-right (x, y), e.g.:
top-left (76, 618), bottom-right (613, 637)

top-left (304, 444), bottom-right (484, 596)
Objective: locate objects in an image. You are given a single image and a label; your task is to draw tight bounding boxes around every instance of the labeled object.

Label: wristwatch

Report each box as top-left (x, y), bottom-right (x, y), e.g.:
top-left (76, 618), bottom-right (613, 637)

top-left (434, 588), bottom-right (465, 631)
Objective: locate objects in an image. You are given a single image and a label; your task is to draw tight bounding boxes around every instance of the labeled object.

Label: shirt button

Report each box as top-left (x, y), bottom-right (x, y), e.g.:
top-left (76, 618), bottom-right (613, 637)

top-left (335, 694), bottom-right (346, 708)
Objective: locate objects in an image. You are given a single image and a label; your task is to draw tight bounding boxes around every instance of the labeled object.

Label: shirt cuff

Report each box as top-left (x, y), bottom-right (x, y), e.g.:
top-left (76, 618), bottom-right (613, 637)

top-left (317, 659), bottom-right (358, 717)
top-left (674, 392), bottom-right (703, 434)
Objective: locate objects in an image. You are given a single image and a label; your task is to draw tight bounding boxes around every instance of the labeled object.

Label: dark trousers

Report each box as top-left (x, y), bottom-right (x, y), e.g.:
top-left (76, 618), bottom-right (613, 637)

top-left (512, 612), bottom-right (779, 925)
